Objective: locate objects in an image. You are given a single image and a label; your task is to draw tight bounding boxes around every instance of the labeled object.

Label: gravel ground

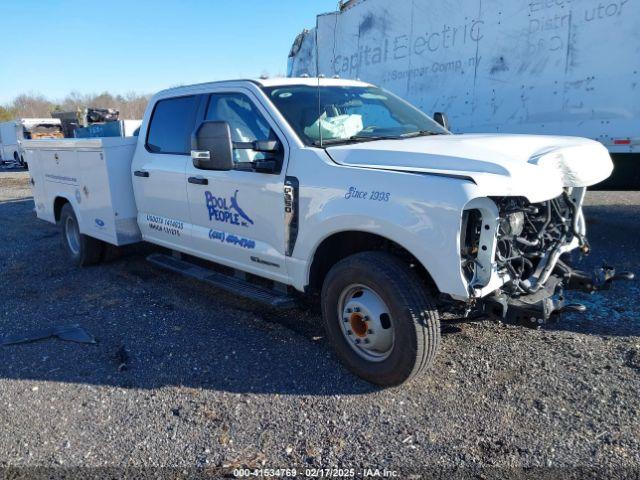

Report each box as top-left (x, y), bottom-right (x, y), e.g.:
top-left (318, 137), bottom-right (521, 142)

top-left (0, 167), bottom-right (639, 477)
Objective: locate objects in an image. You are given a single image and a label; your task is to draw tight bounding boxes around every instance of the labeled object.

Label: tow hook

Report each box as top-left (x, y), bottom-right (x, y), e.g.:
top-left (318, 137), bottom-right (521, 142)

top-left (559, 303), bottom-right (587, 314)
top-left (565, 263), bottom-right (635, 293)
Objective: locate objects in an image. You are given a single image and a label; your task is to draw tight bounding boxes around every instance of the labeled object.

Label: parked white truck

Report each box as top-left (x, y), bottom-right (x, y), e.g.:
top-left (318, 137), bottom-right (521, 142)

top-left (24, 78), bottom-right (633, 386)
top-left (0, 118), bottom-right (63, 166)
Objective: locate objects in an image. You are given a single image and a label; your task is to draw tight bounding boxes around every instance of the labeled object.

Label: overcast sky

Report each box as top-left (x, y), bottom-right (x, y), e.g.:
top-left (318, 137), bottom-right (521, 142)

top-left (0, 0), bottom-right (337, 103)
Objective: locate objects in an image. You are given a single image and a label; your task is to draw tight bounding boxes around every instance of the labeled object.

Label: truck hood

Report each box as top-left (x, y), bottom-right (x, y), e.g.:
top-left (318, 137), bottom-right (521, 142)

top-left (325, 134), bottom-right (614, 202)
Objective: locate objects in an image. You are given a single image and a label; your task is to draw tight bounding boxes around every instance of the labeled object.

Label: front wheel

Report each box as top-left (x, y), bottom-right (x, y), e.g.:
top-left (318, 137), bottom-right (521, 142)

top-left (321, 251), bottom-right (441, 387)
top-left (60, 203), bottom-right (104, 266)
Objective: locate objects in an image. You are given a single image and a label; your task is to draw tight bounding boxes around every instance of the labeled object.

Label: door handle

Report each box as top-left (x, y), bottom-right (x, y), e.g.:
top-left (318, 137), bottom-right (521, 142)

top-left (188, 176), bottom-right (209, 185)
top-left (134, 170), bottom-right (150, 178)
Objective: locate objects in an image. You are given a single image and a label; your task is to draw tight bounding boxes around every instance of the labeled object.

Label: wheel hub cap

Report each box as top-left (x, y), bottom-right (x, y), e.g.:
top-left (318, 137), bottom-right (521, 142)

top-left (65, 216), bottom-right (80, 255)
top-left (338, 284), bottom-right (394, 362)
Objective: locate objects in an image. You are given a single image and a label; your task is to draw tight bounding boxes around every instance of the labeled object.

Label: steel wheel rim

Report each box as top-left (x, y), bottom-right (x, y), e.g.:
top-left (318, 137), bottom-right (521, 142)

top-left (65, 216), bottom-right (80, 255)
top-left (337, 283), bottom-right (395, 362)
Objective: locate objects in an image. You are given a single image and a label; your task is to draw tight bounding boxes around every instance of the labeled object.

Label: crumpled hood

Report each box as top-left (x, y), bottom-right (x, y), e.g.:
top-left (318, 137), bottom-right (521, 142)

top-left (326, 134), bottom-right (614, 202)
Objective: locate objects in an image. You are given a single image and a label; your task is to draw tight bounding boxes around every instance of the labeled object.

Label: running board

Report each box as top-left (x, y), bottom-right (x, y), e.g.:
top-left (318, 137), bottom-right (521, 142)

top-left (147, 253), bottom-right (298, 309)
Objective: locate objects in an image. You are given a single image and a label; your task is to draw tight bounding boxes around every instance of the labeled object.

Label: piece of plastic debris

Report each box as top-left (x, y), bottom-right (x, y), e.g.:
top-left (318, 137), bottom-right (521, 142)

top-left (114, 345), bottom-right (129, 372)
top-left (1, 325), bottom-right (96, 346)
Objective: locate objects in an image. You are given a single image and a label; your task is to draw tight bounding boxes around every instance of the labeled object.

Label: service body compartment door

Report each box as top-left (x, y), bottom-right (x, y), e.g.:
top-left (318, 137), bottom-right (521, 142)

top-left (78, 150), bottom-right (119, 243)
top-left (41, 148), bottom-right (81, 223)
top-left (25, 149), bottom-right (49, 220)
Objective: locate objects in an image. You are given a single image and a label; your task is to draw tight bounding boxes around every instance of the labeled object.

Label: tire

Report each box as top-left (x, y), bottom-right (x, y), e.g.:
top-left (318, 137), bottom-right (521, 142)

top-left (60, 203), bottom-right (104, 266)
top-left (13, 152), bottom-right (19, 164)
top-left (321, 251), bottom-right (441, 387)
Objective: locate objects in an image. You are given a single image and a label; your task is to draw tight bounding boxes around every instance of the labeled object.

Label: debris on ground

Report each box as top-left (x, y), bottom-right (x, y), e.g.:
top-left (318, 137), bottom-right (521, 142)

top-left (2, 325), bottom-right (96, 346)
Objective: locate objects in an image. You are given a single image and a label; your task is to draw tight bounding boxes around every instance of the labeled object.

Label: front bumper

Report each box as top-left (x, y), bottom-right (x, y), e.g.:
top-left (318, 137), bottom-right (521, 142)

top-left (482, 264), bottom-right (634, 327)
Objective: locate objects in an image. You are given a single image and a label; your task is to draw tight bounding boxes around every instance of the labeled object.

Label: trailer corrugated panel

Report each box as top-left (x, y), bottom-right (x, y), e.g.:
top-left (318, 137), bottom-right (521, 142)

top-left (289, 0), bottom-right (640, 187)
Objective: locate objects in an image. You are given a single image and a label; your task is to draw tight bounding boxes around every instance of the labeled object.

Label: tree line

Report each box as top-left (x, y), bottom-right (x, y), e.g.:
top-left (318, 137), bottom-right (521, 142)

top-left (0, 92), bottom-right (151, 122)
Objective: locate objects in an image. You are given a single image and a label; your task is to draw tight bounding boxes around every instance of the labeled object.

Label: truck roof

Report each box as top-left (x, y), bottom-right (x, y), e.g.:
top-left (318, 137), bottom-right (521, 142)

top-left (256, 77), bottom-right (372, 88)
top-left (158, 77), bottom-right (372, 96)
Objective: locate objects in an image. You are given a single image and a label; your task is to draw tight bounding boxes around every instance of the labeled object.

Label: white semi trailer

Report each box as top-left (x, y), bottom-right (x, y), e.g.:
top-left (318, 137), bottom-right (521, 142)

top-left (288, 0), bottom-right (640, 188)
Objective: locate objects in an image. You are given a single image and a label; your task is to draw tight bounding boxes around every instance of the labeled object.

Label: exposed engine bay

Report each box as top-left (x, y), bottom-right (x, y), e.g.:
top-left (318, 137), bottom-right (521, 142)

top-left (461, 189), bottom-right (634, 326)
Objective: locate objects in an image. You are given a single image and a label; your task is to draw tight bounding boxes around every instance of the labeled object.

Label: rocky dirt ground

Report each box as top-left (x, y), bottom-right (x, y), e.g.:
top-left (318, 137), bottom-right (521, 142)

top-left (0, 166), bottom-right (638, 478)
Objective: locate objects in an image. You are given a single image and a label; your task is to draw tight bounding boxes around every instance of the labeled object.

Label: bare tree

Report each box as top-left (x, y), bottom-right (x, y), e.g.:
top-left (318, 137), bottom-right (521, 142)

top-left (10, 94), bottom-right (53, 118)
top-left (4, 91), bottom-right (151, 120)
top-left (0, 106), bottom-right (14, 122)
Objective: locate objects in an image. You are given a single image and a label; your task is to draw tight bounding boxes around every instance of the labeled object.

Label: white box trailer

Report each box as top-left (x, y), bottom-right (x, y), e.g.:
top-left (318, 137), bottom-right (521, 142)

top-left (23, 137), bottom-right (141, 246)
top-left (288, 0), bottom-right (640, 188)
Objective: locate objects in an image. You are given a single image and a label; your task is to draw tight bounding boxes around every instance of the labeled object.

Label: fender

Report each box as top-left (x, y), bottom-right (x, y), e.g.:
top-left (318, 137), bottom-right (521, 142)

top-left (51, 193), bottom-right (85, 232)
top-left (291, 212), bottom-right (470, 300)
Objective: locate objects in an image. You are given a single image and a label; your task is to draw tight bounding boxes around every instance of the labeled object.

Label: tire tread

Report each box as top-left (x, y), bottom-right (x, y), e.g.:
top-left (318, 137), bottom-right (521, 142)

top-left (322, 251), bottom-right (441, 386)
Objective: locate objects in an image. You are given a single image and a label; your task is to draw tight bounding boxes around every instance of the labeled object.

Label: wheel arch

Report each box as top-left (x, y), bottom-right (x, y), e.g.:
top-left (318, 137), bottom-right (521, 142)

top-left (306, 230), bottom-right (438, 295)
top-left (53, 196), bottom-right (73, 223)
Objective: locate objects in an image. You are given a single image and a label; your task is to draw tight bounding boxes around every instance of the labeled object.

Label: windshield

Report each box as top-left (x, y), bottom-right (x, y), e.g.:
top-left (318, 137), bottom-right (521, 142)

top-left (262, 85), bottom-right (449, 147)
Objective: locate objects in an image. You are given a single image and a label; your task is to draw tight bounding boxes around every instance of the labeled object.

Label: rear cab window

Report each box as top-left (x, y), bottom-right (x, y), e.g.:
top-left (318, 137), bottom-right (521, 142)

top-left (146, 95), bottom-right (199, 155)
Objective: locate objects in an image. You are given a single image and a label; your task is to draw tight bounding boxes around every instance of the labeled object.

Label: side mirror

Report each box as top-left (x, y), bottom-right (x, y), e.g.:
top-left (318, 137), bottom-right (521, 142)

top-left (433, 112), bottom-right (450, 131)
top-left (253, 140), bottom-right (280, 153)
top-left (191, 121), bottom-right (234, 171)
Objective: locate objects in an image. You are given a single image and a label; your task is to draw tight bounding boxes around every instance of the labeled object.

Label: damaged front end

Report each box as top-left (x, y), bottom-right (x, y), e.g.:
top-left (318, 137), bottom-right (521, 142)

top-left (461, 189), bottom-right (634, 327)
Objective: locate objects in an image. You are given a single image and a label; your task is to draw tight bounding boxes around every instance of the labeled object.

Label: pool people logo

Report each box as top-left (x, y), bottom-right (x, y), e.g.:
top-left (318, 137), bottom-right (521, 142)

top-left (205, 190), bottom-right (254, 228)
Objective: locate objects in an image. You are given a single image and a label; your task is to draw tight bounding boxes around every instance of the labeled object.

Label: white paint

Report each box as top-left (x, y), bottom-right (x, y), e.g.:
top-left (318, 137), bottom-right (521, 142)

top-left (23, 137), bottom-right (141, 245)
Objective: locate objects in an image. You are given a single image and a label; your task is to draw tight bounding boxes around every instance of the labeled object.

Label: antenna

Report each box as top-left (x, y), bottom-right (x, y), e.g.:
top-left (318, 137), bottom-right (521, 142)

top-left (315, 13), bottom-right (323, 147)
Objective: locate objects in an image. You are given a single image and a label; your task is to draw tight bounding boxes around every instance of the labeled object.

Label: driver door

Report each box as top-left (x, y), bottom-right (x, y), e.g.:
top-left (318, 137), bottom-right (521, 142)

top-left (185, 89), bottom-right (290, 283)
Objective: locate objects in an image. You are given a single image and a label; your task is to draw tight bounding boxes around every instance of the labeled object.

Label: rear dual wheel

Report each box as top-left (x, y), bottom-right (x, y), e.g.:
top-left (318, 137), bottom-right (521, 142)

top-left (60, 204), bottom-right (104, 266)
top-left (321, 251), bottom-right (441, 387)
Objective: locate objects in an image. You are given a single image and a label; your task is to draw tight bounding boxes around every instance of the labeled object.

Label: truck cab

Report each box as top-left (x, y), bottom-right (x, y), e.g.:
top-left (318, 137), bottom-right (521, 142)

top-left (24, 78), bottom-right (632, 386)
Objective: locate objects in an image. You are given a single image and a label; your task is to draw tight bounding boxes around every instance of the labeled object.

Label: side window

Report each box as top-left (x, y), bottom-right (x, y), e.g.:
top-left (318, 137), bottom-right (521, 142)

top-left (146, 95), bottom-right (198, 155)
top-left (205, 93), bottom-right (276, 164)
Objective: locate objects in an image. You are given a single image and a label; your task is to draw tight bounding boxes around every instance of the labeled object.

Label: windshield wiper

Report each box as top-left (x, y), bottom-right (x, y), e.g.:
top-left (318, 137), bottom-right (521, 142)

top-left (349, 135), bottom-right (402, 142)
top-left (312, 135), bottom-right (401, 147)
top-left (312, 138), bottom-right (357, 147)
top-left (401, 130), bottom-right (446, 138)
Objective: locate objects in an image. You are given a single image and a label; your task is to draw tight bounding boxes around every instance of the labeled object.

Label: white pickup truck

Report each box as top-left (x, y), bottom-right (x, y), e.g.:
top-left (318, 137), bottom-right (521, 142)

top-left (24, 78), bottom-right (633, 386)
